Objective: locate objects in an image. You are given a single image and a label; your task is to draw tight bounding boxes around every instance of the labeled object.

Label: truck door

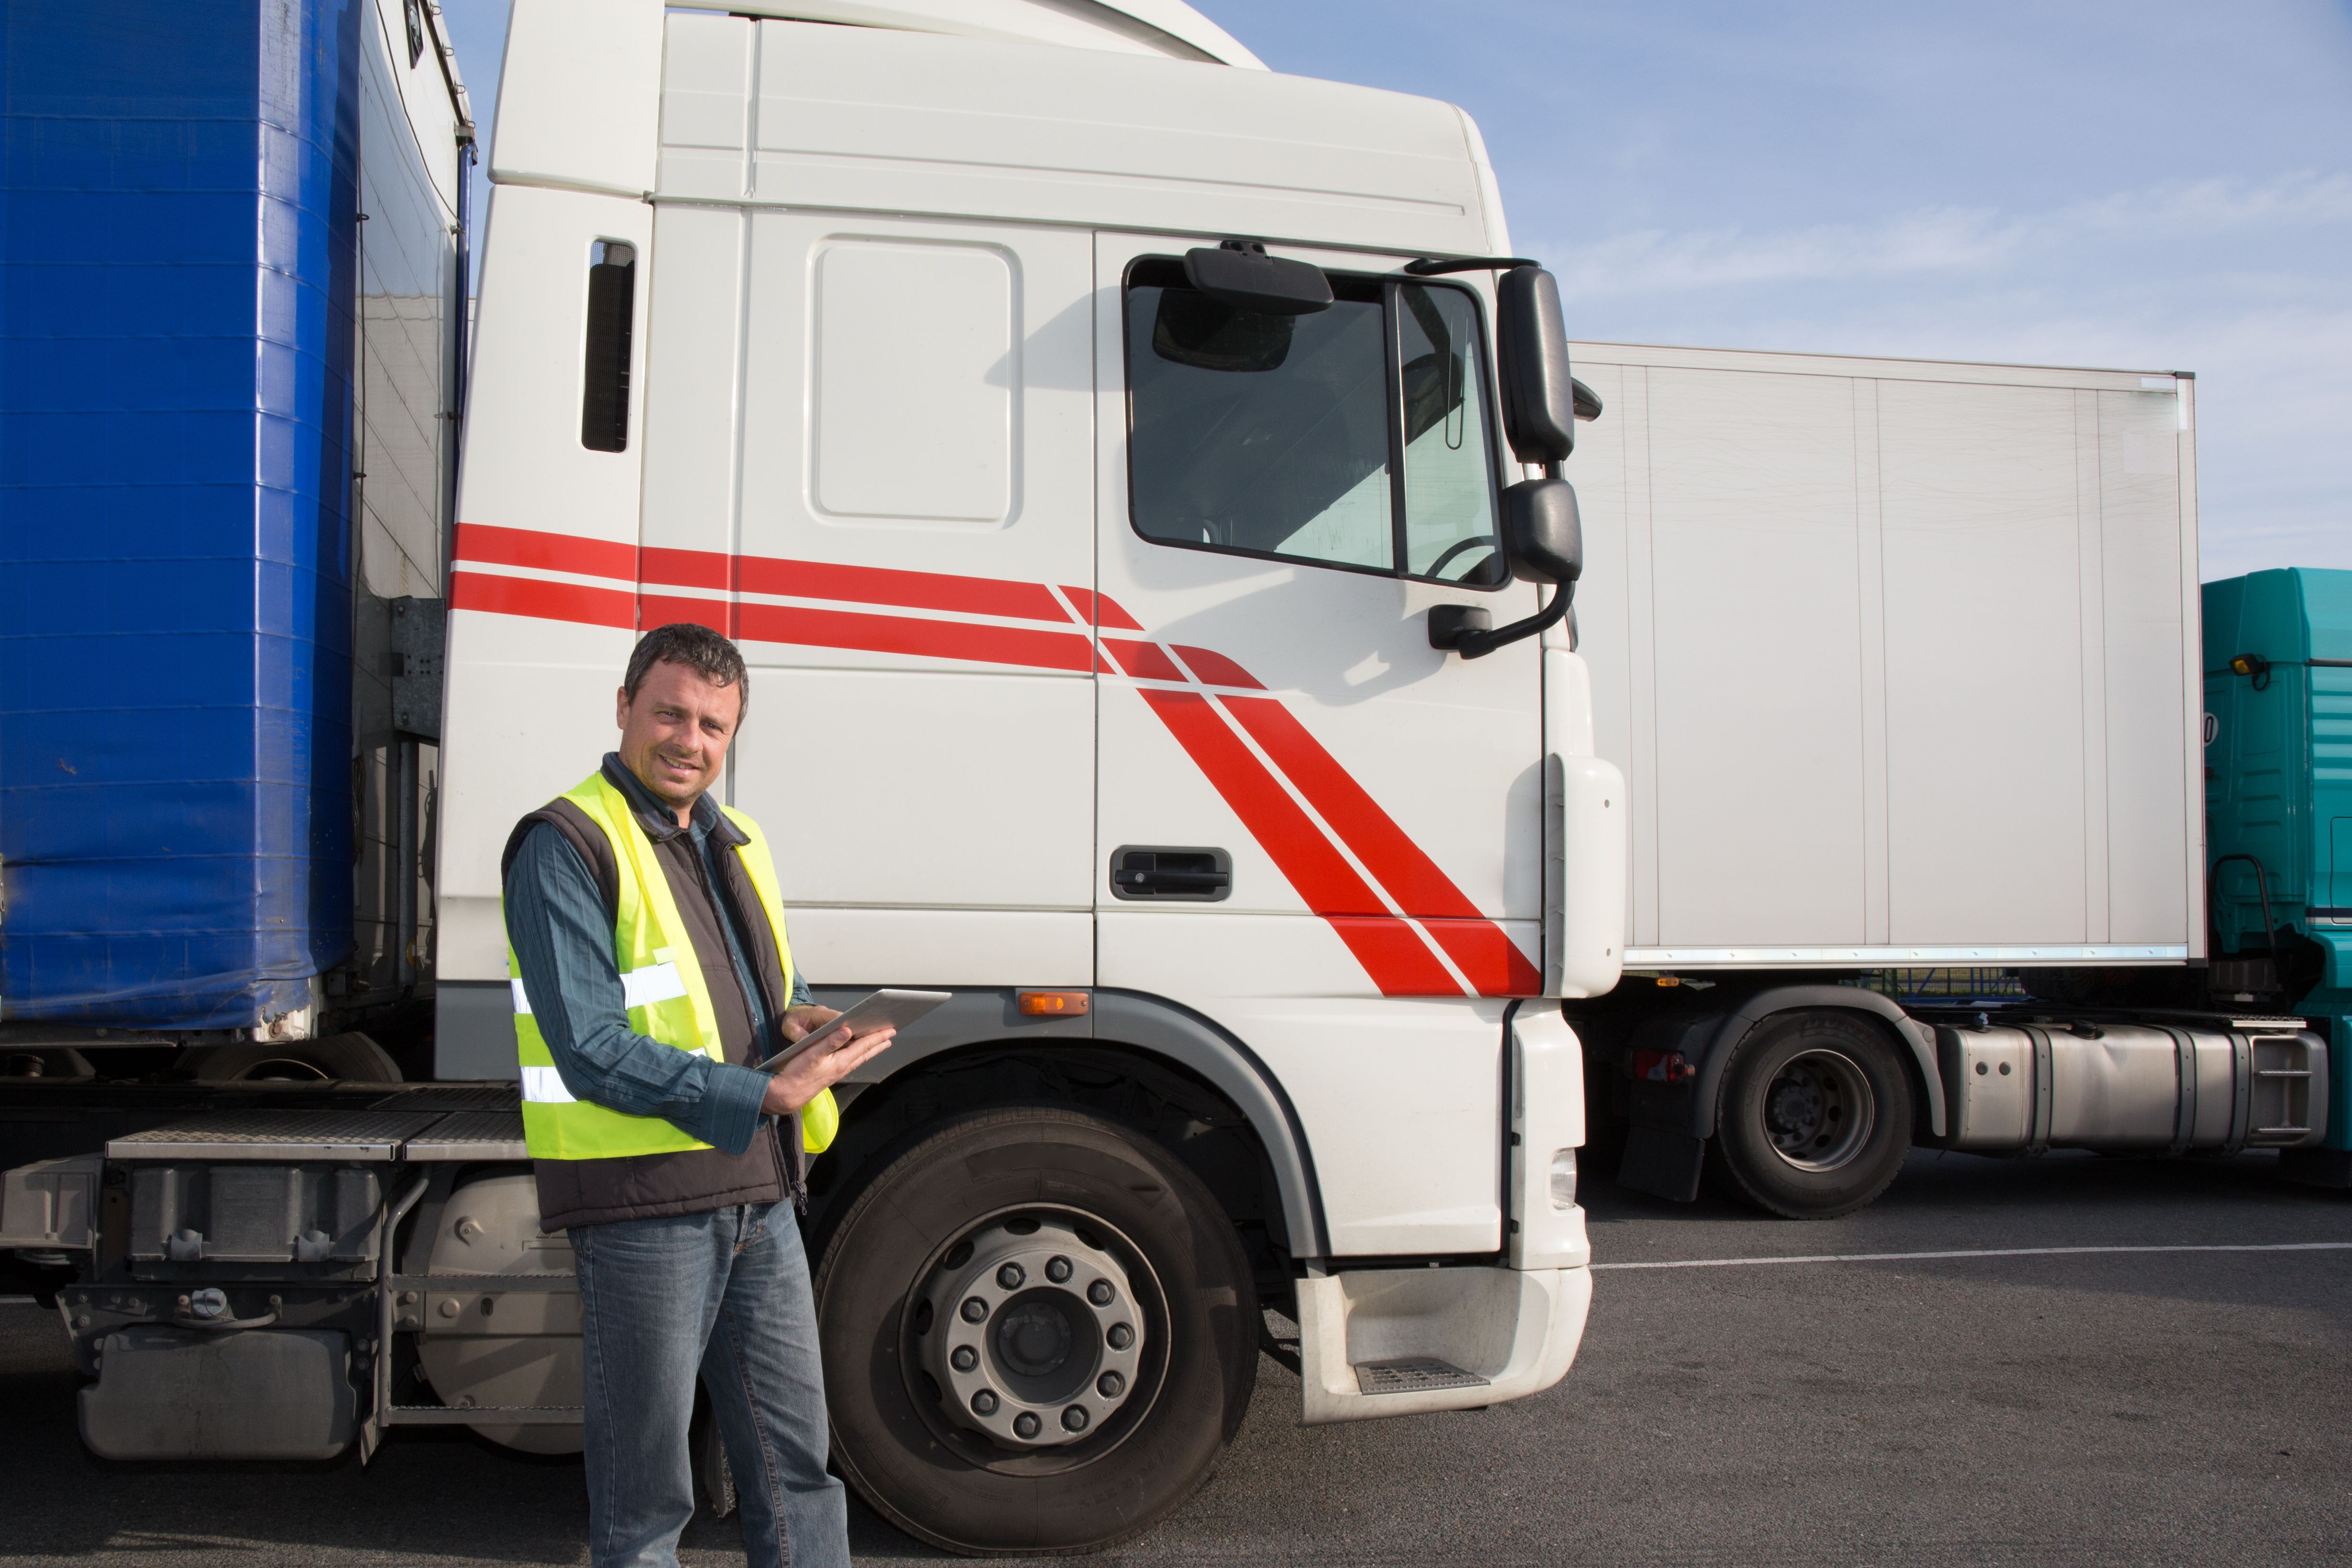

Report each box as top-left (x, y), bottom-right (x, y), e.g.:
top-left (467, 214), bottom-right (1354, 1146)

top-left (635, 23), bottom-right (1100, 988)
top-left (1089, 237), bottom-right (1545, 1257)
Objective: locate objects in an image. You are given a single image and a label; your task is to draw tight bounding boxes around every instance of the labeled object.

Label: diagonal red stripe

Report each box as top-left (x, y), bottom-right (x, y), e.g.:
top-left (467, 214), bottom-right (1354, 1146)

top-left (1169, 645), bottom-right (1263, 690)
top-left (1103, 639), bottom-right (1187, 682)
top-left (1219, 695), bottom-right (1479, 918)
top-left (451, 570), bottom-right (637, 630)
top-left (1062, 587), bottom-right (1145, 631)
top-left (1419, 920), bottom-right (1545, 998)
top-left (1220, 694), bottom-right (1542, 996)
top-left (1137, 689), bottom-right (1461, 997)
top-left (455, 523), bottom-right (636, 582)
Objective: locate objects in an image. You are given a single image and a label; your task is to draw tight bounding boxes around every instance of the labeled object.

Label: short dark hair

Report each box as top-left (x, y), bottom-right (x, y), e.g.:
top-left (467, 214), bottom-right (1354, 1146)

top-left (623, 623), bottom-right (750, 722)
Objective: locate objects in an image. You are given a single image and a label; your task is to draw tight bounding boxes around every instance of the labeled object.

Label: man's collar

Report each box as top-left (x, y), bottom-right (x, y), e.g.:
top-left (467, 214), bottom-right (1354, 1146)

top-left (599, 753), bottom-right (747, 846)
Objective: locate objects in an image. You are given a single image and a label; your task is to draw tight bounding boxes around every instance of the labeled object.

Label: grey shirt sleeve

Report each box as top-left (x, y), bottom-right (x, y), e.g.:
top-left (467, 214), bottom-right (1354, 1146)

top-left (504, 822), bottom-right (773, 1156)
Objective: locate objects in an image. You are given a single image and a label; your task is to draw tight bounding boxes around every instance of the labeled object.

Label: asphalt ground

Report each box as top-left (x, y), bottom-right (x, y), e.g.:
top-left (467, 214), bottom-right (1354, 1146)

top-left (4, 1149), bottom-right (2349, 1567)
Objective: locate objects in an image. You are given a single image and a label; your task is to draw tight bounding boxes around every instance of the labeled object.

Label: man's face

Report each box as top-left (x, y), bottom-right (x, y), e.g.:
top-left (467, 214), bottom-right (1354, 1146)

top-left (615, 659), bottom-right (743, 819)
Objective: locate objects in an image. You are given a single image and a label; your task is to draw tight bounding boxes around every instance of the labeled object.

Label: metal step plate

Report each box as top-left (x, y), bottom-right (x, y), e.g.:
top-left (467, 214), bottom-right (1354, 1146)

top-left (405, 1110), bottom-right (529, 1163)
top-left (107, 1109), bottom-right (444, 1162)
top-left (1354, 1356), bottom-right (1489, 1395)
top-left (368, 1085), bottom-right (519, 1112)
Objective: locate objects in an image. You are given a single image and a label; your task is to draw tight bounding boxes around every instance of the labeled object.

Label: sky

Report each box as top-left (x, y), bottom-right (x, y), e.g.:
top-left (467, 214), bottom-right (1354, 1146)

top-left (435, 0), bottom-right (2351, 580)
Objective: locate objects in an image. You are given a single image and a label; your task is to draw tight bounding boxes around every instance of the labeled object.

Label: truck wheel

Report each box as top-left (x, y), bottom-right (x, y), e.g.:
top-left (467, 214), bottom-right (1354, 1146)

top-left (812, 1106), bottom-right (1257, 1556)
top-left (1715, 1013), bottom-right (1912, 1218)
top-left (184, 1031), bottom-right (401, 1084)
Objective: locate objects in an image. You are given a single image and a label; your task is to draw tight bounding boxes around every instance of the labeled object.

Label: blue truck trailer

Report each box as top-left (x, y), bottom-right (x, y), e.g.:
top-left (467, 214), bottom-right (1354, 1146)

top-left (1, 0), bottom-right (468, 1062)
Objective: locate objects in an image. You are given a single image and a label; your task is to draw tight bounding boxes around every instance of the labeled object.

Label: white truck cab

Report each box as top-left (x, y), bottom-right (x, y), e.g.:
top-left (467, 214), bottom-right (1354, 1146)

top-left (427, 0), bottom-right (1614, 1551)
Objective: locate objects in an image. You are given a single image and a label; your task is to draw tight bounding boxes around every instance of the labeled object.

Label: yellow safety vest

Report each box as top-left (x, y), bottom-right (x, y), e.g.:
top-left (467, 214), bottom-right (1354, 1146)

top-left (507, 770), bottom-right (838, 1161)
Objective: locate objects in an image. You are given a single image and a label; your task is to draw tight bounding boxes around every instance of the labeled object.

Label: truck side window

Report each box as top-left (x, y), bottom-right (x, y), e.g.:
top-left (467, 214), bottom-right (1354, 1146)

top-left (580, 240), bottom-right (636, 453)
top-left (1398, 284), bottom-right (1505, 586)
top-left (1123, 260), bottom-right (1503, 586)
top-left (1125, 261), bottom-right (1394, 573)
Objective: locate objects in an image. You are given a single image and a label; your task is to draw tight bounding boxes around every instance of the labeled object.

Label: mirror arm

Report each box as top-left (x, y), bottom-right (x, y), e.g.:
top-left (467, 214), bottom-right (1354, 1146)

top-left (1450, 581), bottom-right (1571, 660)
top-left (1403, 255), bottom-right (1543, 276)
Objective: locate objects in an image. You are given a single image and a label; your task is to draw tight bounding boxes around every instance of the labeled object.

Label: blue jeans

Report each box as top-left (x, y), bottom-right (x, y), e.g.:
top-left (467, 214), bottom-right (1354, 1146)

top-left (571, 1203), bottom-right (849, 1568)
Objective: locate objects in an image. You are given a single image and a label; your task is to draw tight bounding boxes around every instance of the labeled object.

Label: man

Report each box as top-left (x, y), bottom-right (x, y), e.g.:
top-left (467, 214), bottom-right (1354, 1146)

top-left (503, 622), bottom-right (894, 1568)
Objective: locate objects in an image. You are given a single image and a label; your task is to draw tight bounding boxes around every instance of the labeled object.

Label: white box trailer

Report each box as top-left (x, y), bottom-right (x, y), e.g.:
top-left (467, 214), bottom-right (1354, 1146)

top-left (1569, 344), bottom-right (2205, 966)
top-left (1557, 344), bottom-right (2326, 1212)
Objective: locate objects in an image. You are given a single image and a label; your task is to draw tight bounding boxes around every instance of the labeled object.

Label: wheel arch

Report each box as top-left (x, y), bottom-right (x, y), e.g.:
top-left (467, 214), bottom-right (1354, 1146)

top-left (1690, 986), bottom-right (1944, 1142)
top-left (815, 987), bottom-right (1328, 1261)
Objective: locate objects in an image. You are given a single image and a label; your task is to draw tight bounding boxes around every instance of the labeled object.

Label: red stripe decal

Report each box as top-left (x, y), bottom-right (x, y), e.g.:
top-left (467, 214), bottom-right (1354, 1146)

top-left (639, 546), bottom-right (732, 592)
top-left (1063, 586), bottom-right (1145, 631)
top-left (736, 554), bottom-right (1069, 623)
top-left (1220, 694), bottom-right (1540, 995)
top-left (451, 570), bottom-right (637, 631)
top-left (1171, 645), bottom-right (1263, 690)
top-left (1137, 689), bottom-right (1461, 996)
top-left (1221, 696), bottom-right (1476, 915)
top-left (1420, 921), bottom-right (1545, 998)
top-left (637, 591), bottom-right (735, 638)
top-left (1103, 639), bottom-right (1187, 682)
top-left (455, 523), bottom-right (636, 582)
top-left (735, 601), bottom-right (1095, 672)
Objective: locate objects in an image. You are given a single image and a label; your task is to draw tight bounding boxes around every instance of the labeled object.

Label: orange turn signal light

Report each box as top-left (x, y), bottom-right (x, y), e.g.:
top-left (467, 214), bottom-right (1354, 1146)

top-left (1019, 990), bottom-right (1090, 1017)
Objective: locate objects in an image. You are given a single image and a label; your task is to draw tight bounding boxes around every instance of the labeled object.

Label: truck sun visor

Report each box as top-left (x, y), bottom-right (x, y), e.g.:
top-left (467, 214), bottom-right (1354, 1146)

top-left (1182, 241), bottom-right (1332, 316)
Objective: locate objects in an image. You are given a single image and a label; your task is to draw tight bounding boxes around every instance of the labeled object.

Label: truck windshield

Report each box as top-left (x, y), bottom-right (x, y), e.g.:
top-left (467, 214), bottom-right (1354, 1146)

top-left (1124, 261), bottom-right (1504, 587)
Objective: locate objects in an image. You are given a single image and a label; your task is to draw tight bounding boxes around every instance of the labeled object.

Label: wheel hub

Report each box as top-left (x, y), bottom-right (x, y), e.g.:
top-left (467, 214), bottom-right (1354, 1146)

top-left (918, 1217), bottom-right (1142, 1450)
top-left (1762, 1048), bottom-right (1875, 1172)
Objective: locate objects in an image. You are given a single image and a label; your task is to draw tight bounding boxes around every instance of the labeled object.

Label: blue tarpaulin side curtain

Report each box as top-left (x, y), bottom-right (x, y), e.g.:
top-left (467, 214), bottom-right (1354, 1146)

top-left (0, 0), bottom-right (359, 1027)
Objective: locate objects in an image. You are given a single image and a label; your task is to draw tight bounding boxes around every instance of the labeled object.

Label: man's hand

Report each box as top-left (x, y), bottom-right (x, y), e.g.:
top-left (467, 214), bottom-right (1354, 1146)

top-left (760, 1011), bottom-right (896, 1117)
top-left (780, 1003), bottom-right (841, 1044)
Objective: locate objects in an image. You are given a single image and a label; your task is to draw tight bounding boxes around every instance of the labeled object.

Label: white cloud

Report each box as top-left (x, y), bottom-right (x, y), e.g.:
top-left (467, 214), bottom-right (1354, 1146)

top-left (1543, 172), bottom-right (2352, 299)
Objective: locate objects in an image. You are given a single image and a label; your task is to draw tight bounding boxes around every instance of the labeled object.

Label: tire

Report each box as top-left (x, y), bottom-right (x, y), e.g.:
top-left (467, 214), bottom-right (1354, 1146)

top-left (1714, 1012), bottom-right (1912, 1219)
top-left (185, 1031), bottom-right (402, 1084)
top-left (813, 1106), bottom-right (1257, 1556)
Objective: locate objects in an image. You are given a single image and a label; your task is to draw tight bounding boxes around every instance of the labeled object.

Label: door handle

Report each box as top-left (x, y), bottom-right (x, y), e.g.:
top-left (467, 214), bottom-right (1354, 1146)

top-left (1110, 847), bottom-right (1232, 901)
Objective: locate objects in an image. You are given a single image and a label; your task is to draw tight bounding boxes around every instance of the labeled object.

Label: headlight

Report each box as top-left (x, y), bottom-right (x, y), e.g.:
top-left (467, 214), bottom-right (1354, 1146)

top-left (1548, 1148), bottom-right (1578, 1210)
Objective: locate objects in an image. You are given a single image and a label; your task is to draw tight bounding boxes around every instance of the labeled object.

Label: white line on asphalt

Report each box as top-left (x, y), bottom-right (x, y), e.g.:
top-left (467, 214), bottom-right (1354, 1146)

top-left (1592, 1241), bottom-right (2352, 1271)
top-left (0, 1295), bottom-right (37, 1306)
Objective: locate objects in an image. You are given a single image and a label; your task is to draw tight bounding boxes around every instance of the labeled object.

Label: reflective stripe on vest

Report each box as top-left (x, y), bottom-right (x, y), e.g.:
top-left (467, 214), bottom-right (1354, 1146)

top-left (504, 771), bottom-right (837, 1160)
top-left (511, 961), bottom-right (689, 1016)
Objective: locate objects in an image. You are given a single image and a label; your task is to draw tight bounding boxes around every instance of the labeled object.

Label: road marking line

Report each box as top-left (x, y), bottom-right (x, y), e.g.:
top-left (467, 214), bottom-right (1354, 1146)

top-left (1593, 1241), bottom-right (2352, 1271)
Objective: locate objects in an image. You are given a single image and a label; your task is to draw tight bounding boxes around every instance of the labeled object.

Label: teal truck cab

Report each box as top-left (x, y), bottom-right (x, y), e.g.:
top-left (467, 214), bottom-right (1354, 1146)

top-left (2203, 567), bottom-right (2352, 1186)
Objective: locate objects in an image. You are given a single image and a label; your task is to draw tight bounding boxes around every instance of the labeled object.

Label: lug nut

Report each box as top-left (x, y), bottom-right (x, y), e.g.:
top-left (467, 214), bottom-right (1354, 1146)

top-left (1097, 1371), bottom-right (1125, 1398)
top-left (1087, 1280), bottom-right (1115, 1307)
top-left (996, 1262), bottom-right (1025, 1290)
top-left (1107, 1323), bottom-right (1134, 1350)
top-left (971, 1389), bottom-right (999, 1416)
top-left (1013, 1412), bottom-right (1041, 1439)
top-left (1045, 1256), bottom-right (1072, 1283)
top-left (960, 1297), bottom-right (989, 1323)
top-left (951, 1345), bottom-right (978, 1373)
top-left (1062, 1405), bottom-right (1090, 1432)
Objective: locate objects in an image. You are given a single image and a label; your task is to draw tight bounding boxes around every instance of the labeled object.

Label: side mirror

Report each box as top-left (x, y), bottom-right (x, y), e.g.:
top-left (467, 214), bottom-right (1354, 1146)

top-left (1504, 476), bottom-right (1581, 585)
top-left (1430, 478), bottom-right (1582, 659)
top-left (1496, 266), bottom-right (1578, 464)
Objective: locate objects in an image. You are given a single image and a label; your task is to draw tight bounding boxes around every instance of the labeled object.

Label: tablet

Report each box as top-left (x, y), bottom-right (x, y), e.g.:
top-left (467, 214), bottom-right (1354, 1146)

top-left (758, 988), bottom-right (950, 1073)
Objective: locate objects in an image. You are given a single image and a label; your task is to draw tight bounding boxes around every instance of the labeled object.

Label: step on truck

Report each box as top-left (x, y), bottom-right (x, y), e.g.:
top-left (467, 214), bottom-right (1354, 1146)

top-left (0, 0), bottom-right (2335, 1556)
